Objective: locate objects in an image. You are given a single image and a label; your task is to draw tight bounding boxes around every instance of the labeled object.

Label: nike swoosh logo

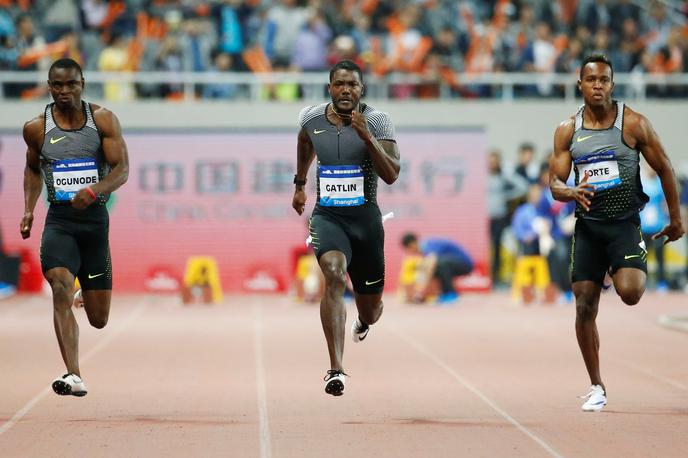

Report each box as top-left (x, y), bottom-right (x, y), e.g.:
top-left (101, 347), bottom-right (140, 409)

top-left (50, 136), bottom-right (66, 144)
top-left (88, 273), bottom-right (105, 279)
top-left (624, 255), bottom-right (641, 260)
top-left (576, 135), bottom-right (594, 143)
top-left (313, 129), bottom-right (326, 134)
top-left (365, 278), bottom-right (383, 286)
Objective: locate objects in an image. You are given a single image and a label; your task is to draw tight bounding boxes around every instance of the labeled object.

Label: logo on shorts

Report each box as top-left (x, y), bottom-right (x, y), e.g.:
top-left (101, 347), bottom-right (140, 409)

top-left (624, 254), bottom-right (641, 260)
top-left (365, 278), bottom-right (383, 286)
top-left (88, 273), bottom-right (105, 279)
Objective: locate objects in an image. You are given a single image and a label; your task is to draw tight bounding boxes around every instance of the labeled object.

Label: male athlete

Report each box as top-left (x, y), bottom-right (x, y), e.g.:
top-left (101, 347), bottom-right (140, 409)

top-left (21, 58), bottom-right (129, 397)
top-left (549, 54), bottom-right (684, 412)
top-left (292, 60), bottom-right (400, 396)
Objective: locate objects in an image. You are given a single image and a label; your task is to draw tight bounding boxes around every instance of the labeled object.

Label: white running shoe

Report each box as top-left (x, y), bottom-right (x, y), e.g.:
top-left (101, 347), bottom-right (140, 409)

top-left (351, 318), bottom-right (369, 343)
top-left (324, 370), bottom-right (346, 396)
top-left (52, 373), bottom-right (88, 397)
top-left (580, 385), bottom-right (606, 412)
top-left (72, 289), bottom-right (84, 308)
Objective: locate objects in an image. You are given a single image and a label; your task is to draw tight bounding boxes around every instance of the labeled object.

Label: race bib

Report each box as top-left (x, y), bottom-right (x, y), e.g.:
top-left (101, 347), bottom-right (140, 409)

top-left (318, 165), bottom-right (364, 207)
top-left (574, 150), bottom-right (621, 190)
top-left (52, 158), bottom-right (99, 201)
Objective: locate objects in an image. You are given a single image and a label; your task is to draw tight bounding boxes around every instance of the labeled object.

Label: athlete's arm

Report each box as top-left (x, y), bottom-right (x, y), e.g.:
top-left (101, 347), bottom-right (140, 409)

top-left (21, 117), bottom-right (44, 239)
top-left (549, 118), bottom-right (595, 211)
top-left (351, 111), bottom-right (400, 184)
top-left (72, 107), bottom-right (130, 209)
top-left (627, 110), bottom-right (685, 243)
top-left (293, 127), bottom-right (315, 215)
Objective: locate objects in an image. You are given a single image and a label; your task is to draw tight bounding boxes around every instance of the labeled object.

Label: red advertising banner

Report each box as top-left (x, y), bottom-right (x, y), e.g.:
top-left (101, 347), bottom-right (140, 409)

top-left (0, 130), bottom-right (488, 293)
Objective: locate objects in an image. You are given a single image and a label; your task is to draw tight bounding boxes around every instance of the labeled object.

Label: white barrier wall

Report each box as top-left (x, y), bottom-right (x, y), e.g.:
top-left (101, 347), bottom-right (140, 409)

top-left (1, 100), bottom-right (686, 166)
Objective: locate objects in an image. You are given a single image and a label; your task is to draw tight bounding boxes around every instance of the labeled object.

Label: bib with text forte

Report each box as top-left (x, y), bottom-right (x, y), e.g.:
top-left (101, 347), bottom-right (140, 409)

top-left (318, 165), bottom-right (364, 207)
top-left (52, 158), bottom-right (99, 201)
top-left (574, 150), bottom-right (621, 190)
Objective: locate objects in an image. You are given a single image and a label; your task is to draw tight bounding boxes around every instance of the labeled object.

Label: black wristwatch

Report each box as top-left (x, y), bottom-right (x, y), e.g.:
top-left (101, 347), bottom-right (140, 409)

top-left (293, 175), bottom-right (307, 186)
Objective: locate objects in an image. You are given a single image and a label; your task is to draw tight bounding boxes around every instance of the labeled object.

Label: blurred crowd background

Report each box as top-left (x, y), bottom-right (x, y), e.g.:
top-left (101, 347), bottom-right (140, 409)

top-left (1, 0), bottom-right (688, 100)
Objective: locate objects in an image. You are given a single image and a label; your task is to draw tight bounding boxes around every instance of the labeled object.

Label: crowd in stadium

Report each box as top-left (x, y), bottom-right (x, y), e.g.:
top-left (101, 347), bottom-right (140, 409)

top-left (1, 0), bottom-right (687, 99)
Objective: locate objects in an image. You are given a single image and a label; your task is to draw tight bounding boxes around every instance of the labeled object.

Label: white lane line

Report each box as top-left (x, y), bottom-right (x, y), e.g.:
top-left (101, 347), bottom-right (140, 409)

top-left (254, 303), bottom-right (272, 458)
top-left (0, 300), bottom-right (149, 436)
top-left (390, 325), bottom-right (564, 458)
top-left (609, 356), bottom-right (688, 391)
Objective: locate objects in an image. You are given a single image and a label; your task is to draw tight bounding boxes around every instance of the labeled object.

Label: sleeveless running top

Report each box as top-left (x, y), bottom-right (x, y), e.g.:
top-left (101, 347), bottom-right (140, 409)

top-left (41, 101), bottom-right (109, 205)
top-left (570, 100), bottom-right (648, 220)
top-left (298, 102), bottom-right (395, 214)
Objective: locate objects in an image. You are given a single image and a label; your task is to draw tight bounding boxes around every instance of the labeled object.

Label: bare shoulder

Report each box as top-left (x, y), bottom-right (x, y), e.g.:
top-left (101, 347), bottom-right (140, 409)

top-left (22, 113), bottom-right (44, 143)
top-left (623, 104), bottom-right (650, 129)
top-left (92, 105), bottom-right (122, 134)
top-left (553, 115), bottom-right (575, 145)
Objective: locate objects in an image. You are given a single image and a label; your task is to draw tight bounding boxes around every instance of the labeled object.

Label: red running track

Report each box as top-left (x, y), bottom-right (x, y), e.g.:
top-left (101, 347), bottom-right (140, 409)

top-left (0, 292), bottom-right (687, 457)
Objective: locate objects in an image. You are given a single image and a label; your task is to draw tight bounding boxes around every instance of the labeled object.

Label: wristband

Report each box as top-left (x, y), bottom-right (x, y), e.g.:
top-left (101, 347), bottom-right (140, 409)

top-left (85, 187), bottom-right (97, 200)
top-left (293, 175), bottom-right (307, 186)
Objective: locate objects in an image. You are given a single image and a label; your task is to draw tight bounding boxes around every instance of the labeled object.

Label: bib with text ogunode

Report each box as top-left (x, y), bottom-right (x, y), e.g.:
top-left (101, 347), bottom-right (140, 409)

top-left (52, 158), bottom-right (99, 201)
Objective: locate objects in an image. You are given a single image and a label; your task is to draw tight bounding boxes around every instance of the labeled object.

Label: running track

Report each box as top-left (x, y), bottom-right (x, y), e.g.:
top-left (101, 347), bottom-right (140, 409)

top-left (1, 292), bottom-right (687, 457)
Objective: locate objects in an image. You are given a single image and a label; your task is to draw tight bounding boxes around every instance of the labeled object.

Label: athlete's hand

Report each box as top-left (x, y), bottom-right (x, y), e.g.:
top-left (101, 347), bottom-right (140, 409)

top-left (20, 212), bottom-right (33, 239)
top-left (351, 111), bottom-right (371, 142)
top-left (652, 220), bottom-right (685, 245)
top-left (292, 188), bottom-right (307, 215)
top-left (569, 171), bottom-right (595, 211)
top-left (71, 188), bottom-right (95, 210)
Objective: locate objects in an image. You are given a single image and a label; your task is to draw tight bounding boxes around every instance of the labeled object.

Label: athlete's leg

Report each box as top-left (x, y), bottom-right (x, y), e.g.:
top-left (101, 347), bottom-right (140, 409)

top-left (45, 267), bottom-right (81, 376)
top-left (82, 290), bottom-right (111, 328)
top-left (353, 292), bottom-right (383, 326)
top-left (612, 268), bottom-right (646, 305)
top-left (319, 251), bottom-right (348, 371)
top-left (573, 280), bottom-right (604, 390)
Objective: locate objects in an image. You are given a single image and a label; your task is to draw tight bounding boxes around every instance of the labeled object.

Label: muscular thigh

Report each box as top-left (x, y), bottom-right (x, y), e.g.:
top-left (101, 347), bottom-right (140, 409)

top-left (76, 211), bottom-right (112, 291)
top-left (604, 219), bottom-right (647, 275)
top-left (309, 213), bottom-right (352, 264)
top-left (41, 216), bottom-right (81, 277)
top-left (347, 210), bottom-right (385, 294)
top-left (571, 218), bottom-right (609, 285)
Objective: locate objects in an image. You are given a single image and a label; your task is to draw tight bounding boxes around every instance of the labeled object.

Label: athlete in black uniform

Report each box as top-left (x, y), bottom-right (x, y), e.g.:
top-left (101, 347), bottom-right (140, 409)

top-left (550, 55), bottom-right (684, 411)
top-left (292, 60), bottom-right (400, 396)
top-left (21, 58), bottom-right (129, 397)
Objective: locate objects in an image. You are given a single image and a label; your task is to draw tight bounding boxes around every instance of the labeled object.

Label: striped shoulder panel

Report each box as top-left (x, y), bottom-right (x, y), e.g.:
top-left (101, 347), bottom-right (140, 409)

top-left (363, 105), bottom-right (396, 141)
top-left (573, 104), bottom-right (584, 132)
top-left (298, 103), bottom-right (328, 128)
top-left (44, 103), bottom-right (56, 134)
top-left (84, 102), bottom-right (98, 132)
top-left (613, 100), bottom-right (624, 130)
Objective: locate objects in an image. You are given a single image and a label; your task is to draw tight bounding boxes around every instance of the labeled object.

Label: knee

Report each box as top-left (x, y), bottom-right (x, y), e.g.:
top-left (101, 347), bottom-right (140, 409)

top-left (320, 261), bottom-right (347, 290)
top-left (575, 299), bottom-right (596, 322)
top-left (88, 315), bottom-right (108, 329)
top-left (618, 288), bottom-right (643, 306)
top-left (48, 278), bottom-right (74, 307)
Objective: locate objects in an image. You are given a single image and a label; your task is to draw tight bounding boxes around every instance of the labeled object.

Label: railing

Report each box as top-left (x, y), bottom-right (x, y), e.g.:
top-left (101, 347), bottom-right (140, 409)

top-left (1, 71), bottom-right (688, 102)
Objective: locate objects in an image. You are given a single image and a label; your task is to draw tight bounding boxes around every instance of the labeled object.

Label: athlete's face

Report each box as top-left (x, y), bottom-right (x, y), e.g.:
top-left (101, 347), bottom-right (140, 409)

top-left (48, 67), bottom-right (84, 111)
top-left (578, 62), bottom-right (614, 107)
top-left (328, 69), bottom-right (364, 113)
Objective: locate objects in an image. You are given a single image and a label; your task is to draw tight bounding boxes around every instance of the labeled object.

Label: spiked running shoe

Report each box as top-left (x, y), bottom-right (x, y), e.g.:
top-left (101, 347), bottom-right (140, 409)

top-left (324, 370), bottom-right (346, 396)
top-left (351, 318), bottom-right (369, 343)
top-left (52, 373), bottom-right (88, 397)
top-left (580, 385), bottom-right (606, 412)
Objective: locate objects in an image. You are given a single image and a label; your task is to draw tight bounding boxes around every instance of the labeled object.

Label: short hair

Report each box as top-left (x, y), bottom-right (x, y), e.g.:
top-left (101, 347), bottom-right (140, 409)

top-left (49, 58), bottom-right (83, 80)
top-left (401, 232), bottom-right (418, 248)
top-left (329, 60), bottom-right (363, 84)
top-left (579, 54), bottom-right (613, 81)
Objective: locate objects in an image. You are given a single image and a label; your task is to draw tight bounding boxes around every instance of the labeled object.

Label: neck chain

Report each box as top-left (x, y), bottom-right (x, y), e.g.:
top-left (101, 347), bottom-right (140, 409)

top-left (331, 104), bottom-right (353, 119)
